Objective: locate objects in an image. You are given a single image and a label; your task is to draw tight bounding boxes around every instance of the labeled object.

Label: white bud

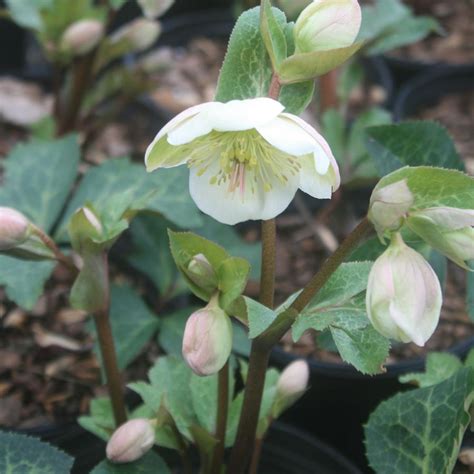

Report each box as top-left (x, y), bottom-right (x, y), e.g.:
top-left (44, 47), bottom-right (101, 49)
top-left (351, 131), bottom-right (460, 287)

top-left (294, 0), bottom-right (361, 53)
top-left (61, 20), bottom-right (105, 56)
top-left (137, 0), bottom-right (174, 19)
top-left (111, 19), bottom-right (160, 52)
top-left (83, 207), bottom-right (102, 234)
top-left (366, 233), bottom-right (442, 347)
top-left (368, 179), bottom-right (414, 239)
top-left (106, 419), bottom-right (155, 464)
top-left (186, 253), bottom-right (217, 292)
top-left (0, 207), bottom-right (31, 250)
top-left (182, 305), bottom-right (232, 377)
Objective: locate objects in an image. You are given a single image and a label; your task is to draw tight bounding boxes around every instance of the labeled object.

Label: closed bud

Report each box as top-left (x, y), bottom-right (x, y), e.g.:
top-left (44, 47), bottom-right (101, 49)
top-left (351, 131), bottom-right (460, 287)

top-left (106, 419), bottom-right (155, 464)
top-left (366, 233), bottom-right (442, 347)
top-left (273, 360), bottom-right (309, 417)
top-left (111, 19), bottom-right (160, 52)
top-left (294, 0), bottom-right (361, 53)
top-left (406, 206), bottom-right (474, 269)
top-left (182, 302), bottom-right (232, 376)
top-left (137, 0), bottom-right (174, 19)
top-left (83, 207), bottom-right (103, 234)
top-left (0, 207), bottom-right (31, 250)
top-left (61, 20), bottom-right (105, 56)
top-left (368, 179), bottom-right (414, 240)
top-left (186, 253), bottom-right (217, 292)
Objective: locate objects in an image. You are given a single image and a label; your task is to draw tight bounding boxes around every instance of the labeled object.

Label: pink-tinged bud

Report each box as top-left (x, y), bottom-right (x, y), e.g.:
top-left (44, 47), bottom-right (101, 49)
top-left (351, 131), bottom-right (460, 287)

top-left (106, 419), bottom-right (155, 463)
top-left (137, 0), bottom-right (174, 19)
top-left (273, 359), bottom-right (309, 416)
top-left (294, 0), bottom-right (361, 53)
top-left (186, 253), bottom-right (217, 292)
top-left (182, 305), bottom-right (232, 376)
top-left (368, 179), bottom-right (414, 240)
top-left (111, 19), bottom-right (160, 52)
top-left (406, 207), bottom-right (474, 269)
top-left (61, 20), bottom-right (105, 56)
top-left (0, 207), bottom-right (31, 250)
top-left (366, 233), bottom-right (442, 347)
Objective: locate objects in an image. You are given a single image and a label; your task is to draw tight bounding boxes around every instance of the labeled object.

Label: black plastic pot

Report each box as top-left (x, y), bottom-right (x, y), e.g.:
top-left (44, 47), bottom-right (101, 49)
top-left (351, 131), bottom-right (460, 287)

top-left (270, 336), bottom-right (474, 473)
top-left (392, 64), bottom-right (474, 122)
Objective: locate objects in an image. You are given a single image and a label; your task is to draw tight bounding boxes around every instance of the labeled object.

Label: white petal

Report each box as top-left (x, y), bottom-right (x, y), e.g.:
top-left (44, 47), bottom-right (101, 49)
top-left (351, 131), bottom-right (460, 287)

top-left (211, 98), bottom-right (284, 132)
top-left (189, 161), bottom-right (298, 225)
top-left (167, 103), bottom-right (224, 146)
top-left (256, 116), bottom-right (317, 156)
top-left (282, 113), bottom-right (341, 190)
top-left (415, 207), bottom-right (474, 230)
top-left (298, 155), bottom-right (335, 199)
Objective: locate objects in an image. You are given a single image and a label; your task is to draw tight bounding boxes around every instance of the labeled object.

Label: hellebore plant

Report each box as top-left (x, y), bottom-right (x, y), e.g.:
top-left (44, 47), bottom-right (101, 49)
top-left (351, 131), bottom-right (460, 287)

top-left (1, 1), bottom-right (473, 473)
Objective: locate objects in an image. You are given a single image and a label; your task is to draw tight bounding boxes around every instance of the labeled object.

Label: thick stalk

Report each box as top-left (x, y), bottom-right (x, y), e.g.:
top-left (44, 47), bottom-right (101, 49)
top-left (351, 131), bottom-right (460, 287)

top-left (259, 219), bottom-right (276, 308)
top-left (262, 217), bottom-right (373, 346)
top-left (93, 310), bottom-right (127, 426)
top-left (93, 255), bottom-right (127, 426)
top-left (209, 361), bottom-right (230, 474)
top-left (57, 53), bottom-right (96, 135)
top-left (228, 343), bottom-right (271, 473)
top-left (319, 70), bottom-right (338, 113)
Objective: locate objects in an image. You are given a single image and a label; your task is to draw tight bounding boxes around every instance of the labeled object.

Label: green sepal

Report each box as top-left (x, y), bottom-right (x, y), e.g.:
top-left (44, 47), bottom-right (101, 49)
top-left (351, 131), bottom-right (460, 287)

top-left (278, 42), bottom-right (363, 84)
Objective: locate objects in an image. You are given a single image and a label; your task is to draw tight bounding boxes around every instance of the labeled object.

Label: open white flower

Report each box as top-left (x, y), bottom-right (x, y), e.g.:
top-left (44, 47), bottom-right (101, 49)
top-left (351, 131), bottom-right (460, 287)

top-left (145, 98), bottom-right (340, 225)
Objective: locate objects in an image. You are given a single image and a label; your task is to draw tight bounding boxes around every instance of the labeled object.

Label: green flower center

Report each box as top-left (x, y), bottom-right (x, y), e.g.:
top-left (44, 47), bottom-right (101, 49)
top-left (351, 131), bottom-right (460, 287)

top-left (187, 130), bottom-right (301, 195)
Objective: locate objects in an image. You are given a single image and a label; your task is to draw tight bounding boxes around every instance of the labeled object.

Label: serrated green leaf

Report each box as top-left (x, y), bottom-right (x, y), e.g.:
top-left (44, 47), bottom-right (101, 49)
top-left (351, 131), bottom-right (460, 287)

top-left (0, 136), bottom-right (80, 232)
top-left (321, 108), bottom-right (347, 165)
top-left (91, 451), bottom-right (170, 474)
top-left (365, 368), bottom-right (474, 474)
top-left (217, 257), bottom-right (250, 310)
top-left (244, 296), bottom-right (277, 338)
top-left (260, 1), bottom-right (287, 69)
top-left (279, 42), bottom-right (363, 84)
top-left (89, 285), bottom-right (160, 370)
top-left (366, 122), bottom-right (464, 177)
top-left (0, 430), bottom-right (73, 473)
top-left (374, 167), bottom-right (474, 211)
top-left (331, 324), bottom-right (390, 374)
top-left (468, 269), bottom-right (474, 322)
top-left (157, 306), bottom-right (199, 355)
top-left (78, 397), bottom-right (115, 441)
top-left (215, 7), bottom-right (313, 115)
top-left (126, 215), bottom-right (178, 295)
top-left (56, 158), bottom-right (201, 241)
top-left (196, 216), bottom-right (260, 280)
top-left (399, 352), bottom-right (463, 388)
top-left (5, 0), bottom-right (53, 29)
top-left (0, 256), bottom-right (55, 309)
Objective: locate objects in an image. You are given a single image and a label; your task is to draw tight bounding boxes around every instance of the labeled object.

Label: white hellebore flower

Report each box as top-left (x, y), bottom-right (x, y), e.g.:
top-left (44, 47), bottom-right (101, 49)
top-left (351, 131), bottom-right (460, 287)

top-left (145, 98), bottom-right (340, 225)
top-left (366, 233), bottom-right (442, 347)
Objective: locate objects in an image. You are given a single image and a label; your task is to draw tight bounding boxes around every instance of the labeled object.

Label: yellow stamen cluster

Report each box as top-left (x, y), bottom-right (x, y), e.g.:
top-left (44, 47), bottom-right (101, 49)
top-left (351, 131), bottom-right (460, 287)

top-left (187, 130), bottom-right (301, 196)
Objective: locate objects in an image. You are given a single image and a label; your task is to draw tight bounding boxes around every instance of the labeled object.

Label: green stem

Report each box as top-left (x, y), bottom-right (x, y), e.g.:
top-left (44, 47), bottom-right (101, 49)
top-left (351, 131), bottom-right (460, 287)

top-left (259, 219), bottom-right (276, 308)
top-left (92, 254), bottom-right (127, 426)
top-left (209, 361), bottom-right (229, 474)
top-left (262, 217), bottom-right (373, 346)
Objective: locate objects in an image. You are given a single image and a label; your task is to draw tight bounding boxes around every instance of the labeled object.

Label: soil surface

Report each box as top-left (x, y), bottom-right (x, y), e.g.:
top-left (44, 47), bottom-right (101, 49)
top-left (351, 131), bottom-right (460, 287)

top-left (391, 0), bottom-right (474, 64)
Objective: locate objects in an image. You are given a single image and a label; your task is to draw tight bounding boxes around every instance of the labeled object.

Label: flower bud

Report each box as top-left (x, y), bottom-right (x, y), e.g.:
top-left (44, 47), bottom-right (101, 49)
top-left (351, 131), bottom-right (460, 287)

top-left (60, 20), bottom-right (105, 56)
top-left (111, 19), bottom-right (160, 52)
top-left (137, 0), bottom-right (174, 19)
top-left (366, 233), bottom-right (442, 347)
top-left (294, 0), bottom-right (361, 53)
top-left (368, 179), bottom-right (414, 240)
top-left (182, 304), bottom-right (232, 376)
top-left (0, 207), bottom-right (31, 250)
top-left (83, 207), bottom-right (103, 234)
top-left (273, 360), bottom-right (309, 417)
top-left (186, 253), bottom-right (217, 292)
top-left (106, 419), bottom-right (155, 463)
top-left (406, 207), bottom-right (474, 269)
